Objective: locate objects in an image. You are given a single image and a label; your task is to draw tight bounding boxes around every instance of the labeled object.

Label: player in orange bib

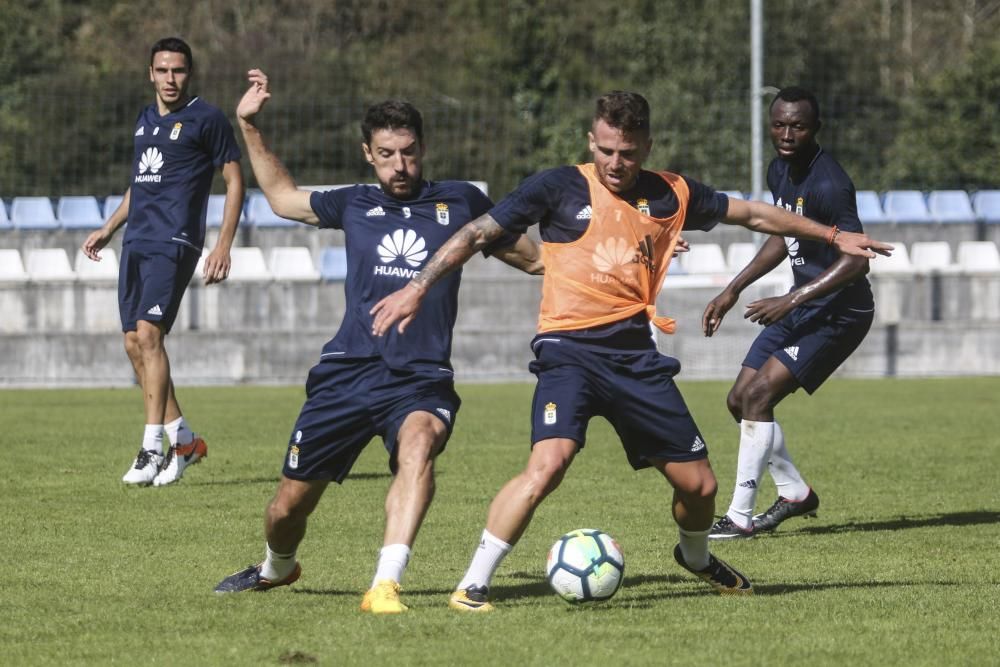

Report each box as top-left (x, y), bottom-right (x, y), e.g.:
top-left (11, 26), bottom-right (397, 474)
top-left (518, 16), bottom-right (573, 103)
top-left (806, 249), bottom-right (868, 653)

top-left (371, 91), bottom-right (892, 610)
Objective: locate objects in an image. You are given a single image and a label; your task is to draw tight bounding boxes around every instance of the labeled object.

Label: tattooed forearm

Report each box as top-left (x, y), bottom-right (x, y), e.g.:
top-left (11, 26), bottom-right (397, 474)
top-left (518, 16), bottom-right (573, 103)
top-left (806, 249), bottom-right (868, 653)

top-left (410, 214), bottom-right (504, 290)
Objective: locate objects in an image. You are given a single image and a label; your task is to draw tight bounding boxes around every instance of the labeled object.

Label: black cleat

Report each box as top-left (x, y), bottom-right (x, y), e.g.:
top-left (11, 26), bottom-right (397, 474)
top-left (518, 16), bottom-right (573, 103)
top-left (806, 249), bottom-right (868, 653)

top-left (214, 562), bottom-right (301, 593)
top-left (673, 545), bottom-right (753, 596)
top-left (709, 515), bottom-right (755, 540)
top-left (753, 488), bottom-right (820, 533)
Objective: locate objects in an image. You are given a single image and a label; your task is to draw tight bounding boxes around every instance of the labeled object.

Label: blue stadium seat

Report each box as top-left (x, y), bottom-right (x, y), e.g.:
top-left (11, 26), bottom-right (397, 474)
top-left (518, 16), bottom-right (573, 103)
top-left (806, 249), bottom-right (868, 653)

top-left (856, 190), bottom-right (890, 224)
top-left (247, 193), bottom-right (297, 227)
top-left (972, 190), bottom-right (1000, 223)
top-left (57, 196), bottom-right (104, 229)
top-left (882, 190), bottom-right (933, 224)
top-left (11, 196), bottom-right (59, 230)
top-left (206, 194), bottom-right (246, 228)
top-left (927, 190), bottom-right (975, 223)
top-left (319, 246), bottom-right (348, 281)
top-left (103, 195), bottom-right (125, 220)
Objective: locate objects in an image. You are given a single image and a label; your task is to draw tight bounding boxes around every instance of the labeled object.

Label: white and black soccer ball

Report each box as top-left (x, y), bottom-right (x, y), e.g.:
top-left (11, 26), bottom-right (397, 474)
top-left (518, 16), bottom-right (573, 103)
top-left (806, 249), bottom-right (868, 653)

top-left (546, 528), bottom-right (624, 603)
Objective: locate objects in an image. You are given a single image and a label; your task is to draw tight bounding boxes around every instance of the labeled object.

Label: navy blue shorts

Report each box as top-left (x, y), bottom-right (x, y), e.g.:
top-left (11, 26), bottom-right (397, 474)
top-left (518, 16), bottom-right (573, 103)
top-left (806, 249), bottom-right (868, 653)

top-left (118, 240), bottom-right (198, 333)
top-left (742, 306), bottom-right (874, 394)
top-left (528, 337), bottom-right (708, 470)
top-left (282, 359), bottom-right (461, 482)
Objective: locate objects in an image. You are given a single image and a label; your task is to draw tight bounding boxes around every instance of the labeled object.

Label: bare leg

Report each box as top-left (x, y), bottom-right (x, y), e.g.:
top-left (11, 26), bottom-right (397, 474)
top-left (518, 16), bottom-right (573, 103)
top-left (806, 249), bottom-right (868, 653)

top-left (134, 319), bottom-right (171, 425)
top-left (382, 411), bottom-right (448, 547)
top-left (265, 476), bottom-right (330, 553)
top-left (485, 438), bottom-right (578, 545)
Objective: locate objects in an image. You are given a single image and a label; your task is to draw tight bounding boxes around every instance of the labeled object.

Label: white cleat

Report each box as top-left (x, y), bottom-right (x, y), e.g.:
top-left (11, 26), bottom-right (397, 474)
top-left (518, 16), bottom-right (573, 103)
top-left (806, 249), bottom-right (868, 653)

top-left (122, 448), bottom-right (164, 485)
top-left (152, 437), bottom-right (208, 487)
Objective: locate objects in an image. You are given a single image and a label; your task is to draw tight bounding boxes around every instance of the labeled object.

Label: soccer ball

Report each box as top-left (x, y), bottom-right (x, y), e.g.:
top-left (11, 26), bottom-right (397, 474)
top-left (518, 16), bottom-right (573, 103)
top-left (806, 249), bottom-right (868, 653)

top-left (546, 528), bottom-right (624, 603)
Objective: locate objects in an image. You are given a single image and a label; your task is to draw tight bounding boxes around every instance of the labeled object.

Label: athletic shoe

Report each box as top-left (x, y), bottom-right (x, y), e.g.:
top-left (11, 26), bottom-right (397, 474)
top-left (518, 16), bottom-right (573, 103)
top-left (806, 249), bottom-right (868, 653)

top-left (152, 436), bottom-right (208, 487)
top-left (753, 488), bottom-right (820, 533)
top-left (673, 544), bottom-right (753, 596)
top-left (709, 515), bottom-right (755, 540)
top-left (360, 579), bottom-right (408, 614)
top-left (448, 585), bottom-right (494, 613)
top-left (214, 562), bottom-right (301, 593)
top-left (122, 448), bottom-right (164, 485)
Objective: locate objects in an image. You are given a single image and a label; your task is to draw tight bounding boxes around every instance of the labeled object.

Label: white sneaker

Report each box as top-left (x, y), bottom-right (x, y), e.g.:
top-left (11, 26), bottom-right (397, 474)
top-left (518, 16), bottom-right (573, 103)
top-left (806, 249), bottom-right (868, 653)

top-left (152, 436), bottom-right (208, 487)
top-left (122, 448), bottom-right (164, 485)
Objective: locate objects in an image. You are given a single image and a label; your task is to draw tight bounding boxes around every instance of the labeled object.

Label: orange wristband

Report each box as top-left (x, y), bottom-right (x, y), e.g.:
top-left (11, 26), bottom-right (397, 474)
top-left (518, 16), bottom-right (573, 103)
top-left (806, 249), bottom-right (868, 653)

top-left (826, 225), bottom-right (840, 246)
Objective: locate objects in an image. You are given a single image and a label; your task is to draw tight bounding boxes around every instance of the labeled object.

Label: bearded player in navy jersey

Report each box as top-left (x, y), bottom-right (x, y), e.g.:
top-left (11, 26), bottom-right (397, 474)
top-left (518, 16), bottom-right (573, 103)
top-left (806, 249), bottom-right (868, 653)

top-left (372, 91), bottom-right (891, 611)
top-left (214, 70), bottom-right (541, 612)
top-left (704, 87), bottom-right (875, 539)
top-left (82, 37), bottom-right (244, 488)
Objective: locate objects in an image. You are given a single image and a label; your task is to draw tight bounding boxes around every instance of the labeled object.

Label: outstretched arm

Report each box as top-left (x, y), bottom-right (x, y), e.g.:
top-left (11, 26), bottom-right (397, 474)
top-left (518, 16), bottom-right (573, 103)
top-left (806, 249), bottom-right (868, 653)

top-left (723, 198), bottom-right (892, 258)
top-left (370, 213), bottom-right (507, 335)
top-left (236, 69), bottom-right (317, 225)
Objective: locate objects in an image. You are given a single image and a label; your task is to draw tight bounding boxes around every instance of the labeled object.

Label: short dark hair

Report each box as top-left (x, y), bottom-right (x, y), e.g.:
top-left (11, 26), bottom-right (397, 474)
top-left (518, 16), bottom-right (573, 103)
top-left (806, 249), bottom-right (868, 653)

top-left (770, 86), bottom-right (821, 123)
top-left (150, 37), bottom-right (194, 71)
top-left (361, 101), bottom-right (424, 145)
top-left (594, 91), bottom-right (650, 134)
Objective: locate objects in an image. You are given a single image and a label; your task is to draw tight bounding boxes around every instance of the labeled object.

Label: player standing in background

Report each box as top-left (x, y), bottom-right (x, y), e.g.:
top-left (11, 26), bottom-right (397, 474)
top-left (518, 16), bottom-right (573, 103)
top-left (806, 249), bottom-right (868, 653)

top-left (703, 87), bottom-right (874, 539)
top-left (81, 37), bottom-right (244, 487)
top-left (213, 70), bottom-right (541, 613)
top-left (370, 91), bottom-right (891, 611)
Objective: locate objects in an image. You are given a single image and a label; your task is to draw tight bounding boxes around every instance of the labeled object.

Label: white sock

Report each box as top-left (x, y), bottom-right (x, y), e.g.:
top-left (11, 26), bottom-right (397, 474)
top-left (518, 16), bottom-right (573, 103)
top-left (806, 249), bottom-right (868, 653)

top-left (768, 421), bottom-right (810, 501)
top-left (260, 543), bottom-right (297, 582)
top-left (371, 543), bottom-right (411, 587)
top-left (457, 529), bottom-right (512, 590)
top-left (726, 420), bottom-right (775, 529)
top-left (142, 424), bottom-right (165, 454)
top-left (164, 416), bottom-right (194, 447)
top-left (678, 527), bottom-right (711, 571)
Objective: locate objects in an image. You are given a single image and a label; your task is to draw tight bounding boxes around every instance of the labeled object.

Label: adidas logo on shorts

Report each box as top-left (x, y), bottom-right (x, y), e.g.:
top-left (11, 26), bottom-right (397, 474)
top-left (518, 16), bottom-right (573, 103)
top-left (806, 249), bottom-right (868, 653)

top-left (691, 435), bottom-right (705, 452)
top-left (738, 479), bottom-right (757, 489)
top-left (576, 205), bottom-right (592, 220)
top-left (784, 345), bottom-right (799, 361)
top-left (147, 304), bottom-right (163, 316)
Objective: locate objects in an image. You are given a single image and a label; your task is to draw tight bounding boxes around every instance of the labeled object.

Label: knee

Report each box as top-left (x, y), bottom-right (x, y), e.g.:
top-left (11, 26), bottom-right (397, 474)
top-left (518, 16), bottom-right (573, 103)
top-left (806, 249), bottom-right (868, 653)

top-left (395, 427), bottom-right (444, 475)
top-left (676, 467), bottom-right (718, 504)
top-left (134, 322), bottom-right (164, 354)
top-left (741, 377), bottom-right (775, 415)
top-left (524, 453), bottom-right (572, 496)
top-left (267, 494), bottom-right (310, 527)
top-left (726, 387), bottom-right (743, 423)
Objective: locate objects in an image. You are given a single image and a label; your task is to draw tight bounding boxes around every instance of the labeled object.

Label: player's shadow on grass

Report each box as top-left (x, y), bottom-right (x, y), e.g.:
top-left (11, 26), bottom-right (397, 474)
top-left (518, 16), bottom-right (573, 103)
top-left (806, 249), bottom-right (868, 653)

top-left (769, 510), bottom-right (1000, 537)
top-left (190, 472), bottom-right (390, 486)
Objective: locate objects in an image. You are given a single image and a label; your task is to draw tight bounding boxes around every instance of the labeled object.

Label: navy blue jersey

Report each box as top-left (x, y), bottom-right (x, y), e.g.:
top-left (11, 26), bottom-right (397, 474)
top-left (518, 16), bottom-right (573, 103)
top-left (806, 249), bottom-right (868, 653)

top-left (491, 166), bottom-right (726, 241)
top-left (491, 166), bottom-right (729, 346)
top-left (124, 97), bottom-right (241, 250)
top-left (767, 149), bottom-right (874, 314)
top-left (310, 181), bottom-right (493, 371)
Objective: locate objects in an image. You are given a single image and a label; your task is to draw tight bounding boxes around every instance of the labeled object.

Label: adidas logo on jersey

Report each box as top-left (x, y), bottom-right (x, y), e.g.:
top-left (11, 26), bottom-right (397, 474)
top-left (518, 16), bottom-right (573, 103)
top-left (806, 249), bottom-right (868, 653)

top-left (691, 435), bottom-right (705, 452)
top-left (135, 126), bottom-right (145, 136)
top-left (146, 304), bottom-right (163, 316)
top-left (366, 206), bottom-right (386, 217)
top-left (576, 205), bottom-right (592, 220)
top-left (135, 147), bottom-right (164, 183)
top-left (784, 345), bottom-right (799, 361)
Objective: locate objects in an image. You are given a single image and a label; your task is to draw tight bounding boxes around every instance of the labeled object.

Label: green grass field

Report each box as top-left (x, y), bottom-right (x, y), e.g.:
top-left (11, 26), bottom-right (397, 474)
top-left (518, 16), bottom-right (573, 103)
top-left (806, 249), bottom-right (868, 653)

top-left (2, 378), bottom-right (998, 666)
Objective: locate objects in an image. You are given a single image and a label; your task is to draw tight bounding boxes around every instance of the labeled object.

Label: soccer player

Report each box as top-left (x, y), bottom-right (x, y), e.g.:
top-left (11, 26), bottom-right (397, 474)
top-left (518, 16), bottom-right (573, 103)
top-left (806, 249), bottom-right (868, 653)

top-left (704, 87), bottom-right (874, 538)
top-left (213, 70), bottom-right (540, 613)
top-left (371, 91), bottom-right (891, 610)
top-left (81, 37), bottom-right (244, 487)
